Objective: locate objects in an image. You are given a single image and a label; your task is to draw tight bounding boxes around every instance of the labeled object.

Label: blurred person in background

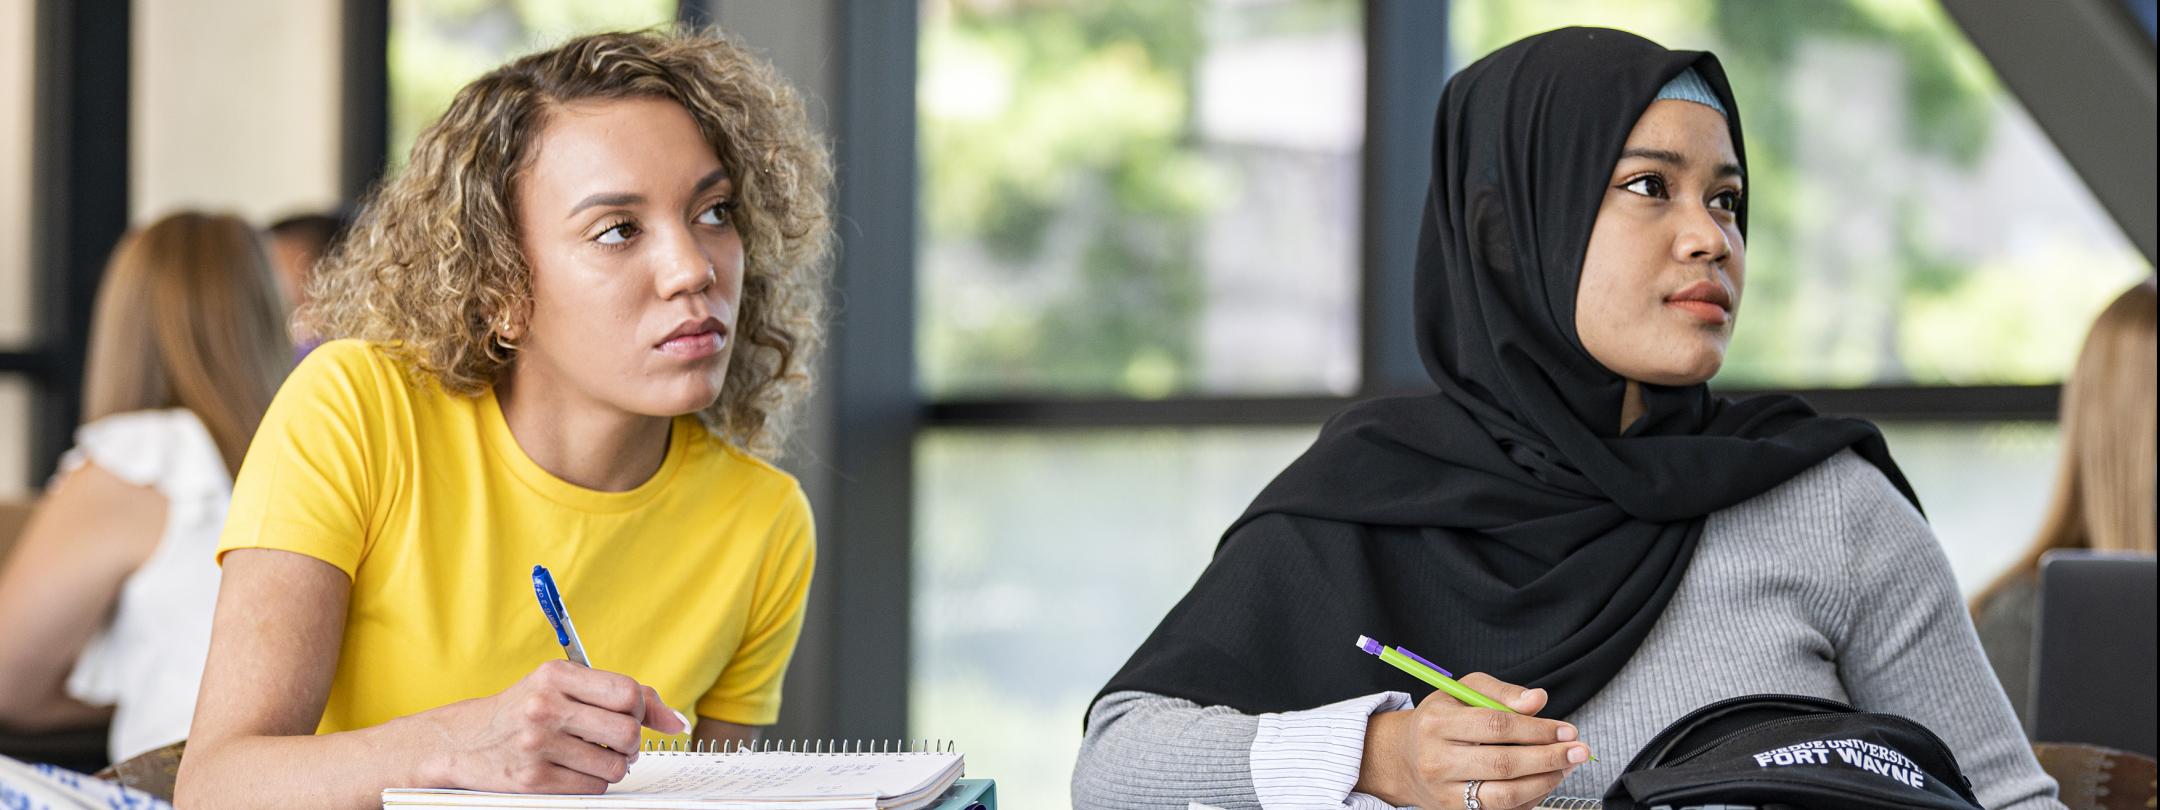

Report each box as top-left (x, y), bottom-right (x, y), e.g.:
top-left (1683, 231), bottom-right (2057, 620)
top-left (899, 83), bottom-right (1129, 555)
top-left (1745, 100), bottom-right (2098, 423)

top-left (1972, 278), bottom-right (2158, 729)
top-left (266, 209), bottom-right (355, 357)
top-left (0, 211), bottom-right (291, 763)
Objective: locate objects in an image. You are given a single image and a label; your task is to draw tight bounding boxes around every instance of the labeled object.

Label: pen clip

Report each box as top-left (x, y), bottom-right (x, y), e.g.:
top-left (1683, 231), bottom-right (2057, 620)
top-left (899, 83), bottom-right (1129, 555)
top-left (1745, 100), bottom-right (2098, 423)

top-left (1393, 645), bottom-right (1456, 679)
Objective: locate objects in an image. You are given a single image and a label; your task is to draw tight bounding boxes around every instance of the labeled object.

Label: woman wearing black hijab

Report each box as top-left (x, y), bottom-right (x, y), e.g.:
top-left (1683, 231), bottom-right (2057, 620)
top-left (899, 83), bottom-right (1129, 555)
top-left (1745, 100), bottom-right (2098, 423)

top-left (1071, 27), bottom-right (2059, 810)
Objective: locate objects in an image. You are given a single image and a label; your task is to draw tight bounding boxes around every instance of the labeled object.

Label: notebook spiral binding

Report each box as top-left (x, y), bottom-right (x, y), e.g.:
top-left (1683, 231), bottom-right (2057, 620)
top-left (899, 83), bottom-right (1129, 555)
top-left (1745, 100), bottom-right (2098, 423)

top-left (639, 738), bottom-right (958, 755)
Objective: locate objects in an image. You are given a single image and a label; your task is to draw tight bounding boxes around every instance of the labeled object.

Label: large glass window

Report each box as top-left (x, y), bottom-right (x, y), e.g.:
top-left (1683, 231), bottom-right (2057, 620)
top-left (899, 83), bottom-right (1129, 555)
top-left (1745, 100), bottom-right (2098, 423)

top-left (388, 0), bottom-right (678, 168)
top-left (1875, 422), bottom-right (2061, 590)
top-left (1452, 0), bottom-right (2151, 388)
top-left (918, 0), bottom-right (1366, 398)
top-left (912, 426), bottom-right (1317, 807)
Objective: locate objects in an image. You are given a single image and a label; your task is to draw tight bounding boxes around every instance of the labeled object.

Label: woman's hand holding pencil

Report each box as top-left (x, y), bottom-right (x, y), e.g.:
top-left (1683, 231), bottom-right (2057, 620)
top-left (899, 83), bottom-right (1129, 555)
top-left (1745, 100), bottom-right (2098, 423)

top-left (1353, 636), bottom-right (1593, 810)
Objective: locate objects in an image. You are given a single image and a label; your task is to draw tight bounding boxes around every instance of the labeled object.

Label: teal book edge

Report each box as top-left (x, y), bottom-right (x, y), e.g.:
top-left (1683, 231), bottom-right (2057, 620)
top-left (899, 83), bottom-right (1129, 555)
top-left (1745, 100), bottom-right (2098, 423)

top-left (927, 778), bottom-right (996, 810)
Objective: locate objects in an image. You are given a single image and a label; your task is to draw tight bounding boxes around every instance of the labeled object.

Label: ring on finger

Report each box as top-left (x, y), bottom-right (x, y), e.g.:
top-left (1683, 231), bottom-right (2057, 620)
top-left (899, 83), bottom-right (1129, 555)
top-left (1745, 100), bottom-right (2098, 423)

top-left (1464, 778), bottom-right (1483, 810)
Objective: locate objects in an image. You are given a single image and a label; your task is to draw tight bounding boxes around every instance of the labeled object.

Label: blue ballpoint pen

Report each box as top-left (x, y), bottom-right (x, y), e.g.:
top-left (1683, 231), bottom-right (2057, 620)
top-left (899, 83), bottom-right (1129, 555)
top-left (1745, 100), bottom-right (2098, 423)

top-left (531, 564), bottom-right (592, 667)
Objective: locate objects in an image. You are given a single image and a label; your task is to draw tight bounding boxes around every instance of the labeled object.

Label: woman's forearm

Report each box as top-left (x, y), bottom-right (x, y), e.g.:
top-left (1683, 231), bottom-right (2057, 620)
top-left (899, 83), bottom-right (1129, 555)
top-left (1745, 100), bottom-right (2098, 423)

top-left (176, 709), bottom-right (442, 810)
top-left (0, 462), bottom-right (166, 733)
top-left (0, 690), bottom-right (110, 733)
top-left (178, 662), bottom-right (687, 809)
top-left (1073, 691), bottom-right (1262, 810)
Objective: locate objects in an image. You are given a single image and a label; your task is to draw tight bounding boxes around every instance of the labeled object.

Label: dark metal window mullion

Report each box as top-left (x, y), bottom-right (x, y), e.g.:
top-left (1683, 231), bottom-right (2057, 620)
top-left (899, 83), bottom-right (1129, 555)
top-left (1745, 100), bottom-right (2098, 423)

top-left (1358, 0), bottom-right (1450, 399)
top-left (341, 0), bottom-right (389, 201)
top-left (26, 0), bottom-right (129, 484)
top-left (824, 0), bottom-right (919, 741)
top-left (918, 384), bottom-right (2061, 429)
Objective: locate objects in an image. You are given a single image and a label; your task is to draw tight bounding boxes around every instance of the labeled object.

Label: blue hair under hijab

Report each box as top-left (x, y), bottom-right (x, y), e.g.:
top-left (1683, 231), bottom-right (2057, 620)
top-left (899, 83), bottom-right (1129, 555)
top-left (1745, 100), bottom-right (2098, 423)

top-left (1655, 67), bottom-right (1728, 116)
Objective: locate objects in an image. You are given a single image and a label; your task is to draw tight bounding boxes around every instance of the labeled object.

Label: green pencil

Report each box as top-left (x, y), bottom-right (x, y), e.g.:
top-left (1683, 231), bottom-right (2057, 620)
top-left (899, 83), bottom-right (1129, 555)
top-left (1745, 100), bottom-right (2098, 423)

top-left (1356, 634), bottom-right (1594, 760)
top-left (1357, 634), bottom-right (1512, 711)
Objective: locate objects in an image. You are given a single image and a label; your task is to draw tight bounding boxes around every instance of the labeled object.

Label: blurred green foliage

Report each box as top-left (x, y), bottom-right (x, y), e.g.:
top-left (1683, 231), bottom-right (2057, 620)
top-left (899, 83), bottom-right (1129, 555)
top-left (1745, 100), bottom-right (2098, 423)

top-left (920, 0), bottom-right (1222, 398)
top-left (920, 0), bottom-right (1361, 398)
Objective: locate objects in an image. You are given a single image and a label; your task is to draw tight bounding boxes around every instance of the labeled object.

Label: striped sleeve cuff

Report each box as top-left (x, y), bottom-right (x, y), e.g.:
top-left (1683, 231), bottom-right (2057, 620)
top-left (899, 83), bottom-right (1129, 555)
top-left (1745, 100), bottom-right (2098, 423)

top-left (1250, 691), bottom-right (1415, 809)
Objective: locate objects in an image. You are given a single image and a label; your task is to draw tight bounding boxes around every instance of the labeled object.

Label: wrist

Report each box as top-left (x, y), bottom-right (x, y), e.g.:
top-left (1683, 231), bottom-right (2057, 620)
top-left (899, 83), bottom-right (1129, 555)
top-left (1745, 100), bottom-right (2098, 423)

top-left (384, 701), bottom-right (462, 789)
top-left (1355, 709), bottom-right (1411, 804)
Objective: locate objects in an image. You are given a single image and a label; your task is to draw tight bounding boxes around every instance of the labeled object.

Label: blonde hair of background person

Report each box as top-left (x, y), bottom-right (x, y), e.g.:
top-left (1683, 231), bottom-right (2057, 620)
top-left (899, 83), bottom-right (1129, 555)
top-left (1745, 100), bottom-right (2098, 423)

top-left (1982, 278), bottom-right (2159, 584)
top-left (1971, 279), bottom-right (2157, 725)
top-left (0, 212), bottom-right (288, 752)
top-left (174, 28), bottom-right (831, 810)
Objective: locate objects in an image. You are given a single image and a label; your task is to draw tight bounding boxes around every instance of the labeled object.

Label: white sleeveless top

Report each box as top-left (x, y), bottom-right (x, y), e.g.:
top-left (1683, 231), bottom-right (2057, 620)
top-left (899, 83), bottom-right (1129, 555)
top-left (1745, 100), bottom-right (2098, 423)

top-left (54, 409), bottom-right (229, 762)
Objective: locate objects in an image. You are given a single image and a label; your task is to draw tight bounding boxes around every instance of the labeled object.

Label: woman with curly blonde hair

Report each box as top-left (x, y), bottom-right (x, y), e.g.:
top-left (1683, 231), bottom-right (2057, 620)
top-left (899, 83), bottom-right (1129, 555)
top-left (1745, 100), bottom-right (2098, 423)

top-left (176, 29), bottom-right (832, 808)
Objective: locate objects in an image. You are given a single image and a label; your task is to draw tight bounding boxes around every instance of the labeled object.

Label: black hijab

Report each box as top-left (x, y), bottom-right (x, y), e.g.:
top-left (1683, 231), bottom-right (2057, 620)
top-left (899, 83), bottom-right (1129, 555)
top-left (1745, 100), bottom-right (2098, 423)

top-left (1096, 27), bottom-right (1918, 722)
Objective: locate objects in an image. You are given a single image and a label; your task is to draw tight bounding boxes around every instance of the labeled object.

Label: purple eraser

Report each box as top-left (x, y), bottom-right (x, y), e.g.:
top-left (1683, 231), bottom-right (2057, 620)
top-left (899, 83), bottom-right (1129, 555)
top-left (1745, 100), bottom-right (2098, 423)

top-left (1355, 635), bottom-right (1383, 656)
top-left (1394, 646), bottom-right (1455, 678)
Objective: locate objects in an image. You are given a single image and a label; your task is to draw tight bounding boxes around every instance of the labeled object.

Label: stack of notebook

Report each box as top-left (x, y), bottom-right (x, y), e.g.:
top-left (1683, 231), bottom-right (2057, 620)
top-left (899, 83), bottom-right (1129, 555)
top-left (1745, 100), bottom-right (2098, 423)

top-left (382, 740), bottom-right (968, 810)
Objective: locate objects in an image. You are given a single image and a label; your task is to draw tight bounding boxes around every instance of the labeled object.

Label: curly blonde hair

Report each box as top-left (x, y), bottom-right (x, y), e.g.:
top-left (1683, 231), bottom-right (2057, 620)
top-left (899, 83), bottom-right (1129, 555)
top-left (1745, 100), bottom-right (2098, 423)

top-left (306, 28), bottom-right (832, 459)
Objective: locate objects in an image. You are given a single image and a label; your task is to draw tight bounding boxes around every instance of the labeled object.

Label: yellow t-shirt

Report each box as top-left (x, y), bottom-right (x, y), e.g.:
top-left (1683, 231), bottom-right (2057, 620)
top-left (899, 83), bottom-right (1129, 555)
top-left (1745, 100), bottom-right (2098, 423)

top-left (216, 340), bottom-right (814, 737)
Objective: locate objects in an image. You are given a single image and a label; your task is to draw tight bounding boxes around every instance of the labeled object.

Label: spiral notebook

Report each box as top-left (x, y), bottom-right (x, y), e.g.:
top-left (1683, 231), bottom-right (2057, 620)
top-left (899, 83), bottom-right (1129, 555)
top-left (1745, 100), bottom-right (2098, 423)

top-left (381, 739), bottom-right (964, 810)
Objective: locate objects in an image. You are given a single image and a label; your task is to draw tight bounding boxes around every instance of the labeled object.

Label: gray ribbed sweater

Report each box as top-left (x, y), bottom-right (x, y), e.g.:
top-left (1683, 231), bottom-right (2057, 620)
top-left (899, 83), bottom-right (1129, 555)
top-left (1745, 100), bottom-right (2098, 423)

top-left (1072, 451), bottom-right (2063, 809)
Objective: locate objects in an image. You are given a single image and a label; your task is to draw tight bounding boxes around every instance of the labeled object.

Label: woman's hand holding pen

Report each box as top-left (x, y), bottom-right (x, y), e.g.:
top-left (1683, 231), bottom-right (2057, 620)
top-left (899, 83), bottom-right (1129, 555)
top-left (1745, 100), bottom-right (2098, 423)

top-left (1355, 672), bottom-right (1592, 810)
top-left (409, 659), bottom-right (690, 795)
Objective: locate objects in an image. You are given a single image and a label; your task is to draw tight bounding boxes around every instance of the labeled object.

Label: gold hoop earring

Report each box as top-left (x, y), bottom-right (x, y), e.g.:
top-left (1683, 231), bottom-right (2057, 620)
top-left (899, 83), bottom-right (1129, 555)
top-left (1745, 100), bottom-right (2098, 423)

top-left (494, 317), bottom-right (519, 353)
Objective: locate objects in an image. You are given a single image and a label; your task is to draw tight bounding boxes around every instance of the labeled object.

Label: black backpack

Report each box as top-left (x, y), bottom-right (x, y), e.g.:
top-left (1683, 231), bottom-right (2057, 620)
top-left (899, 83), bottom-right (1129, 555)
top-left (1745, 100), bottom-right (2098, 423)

top-left (1604, 694), bottom-right (1985, 810)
